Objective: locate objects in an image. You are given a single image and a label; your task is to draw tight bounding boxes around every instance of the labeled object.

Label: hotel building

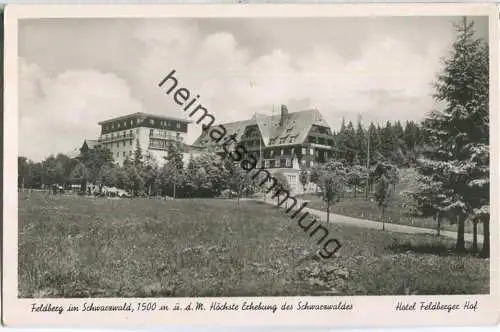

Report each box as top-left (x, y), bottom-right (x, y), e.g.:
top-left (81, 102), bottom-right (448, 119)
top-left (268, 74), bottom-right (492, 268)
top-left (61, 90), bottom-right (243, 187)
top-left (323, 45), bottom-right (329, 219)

top-left (192, 105), bottom-right (336, 194)
top-left (95, 112), bottom-right (192, 166)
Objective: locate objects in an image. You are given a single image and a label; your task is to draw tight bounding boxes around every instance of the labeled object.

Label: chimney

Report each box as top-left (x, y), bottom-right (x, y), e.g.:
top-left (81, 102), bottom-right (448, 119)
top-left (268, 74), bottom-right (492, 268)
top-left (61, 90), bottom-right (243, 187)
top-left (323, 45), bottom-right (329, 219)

top-left (279, 104), bottom-right (288, 126)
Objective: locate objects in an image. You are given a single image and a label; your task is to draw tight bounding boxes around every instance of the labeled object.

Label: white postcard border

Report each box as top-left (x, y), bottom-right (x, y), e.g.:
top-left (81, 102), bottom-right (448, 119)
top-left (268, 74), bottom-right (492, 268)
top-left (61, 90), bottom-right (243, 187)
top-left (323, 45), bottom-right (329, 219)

top-left (3, 3), bottom-right (500, 328)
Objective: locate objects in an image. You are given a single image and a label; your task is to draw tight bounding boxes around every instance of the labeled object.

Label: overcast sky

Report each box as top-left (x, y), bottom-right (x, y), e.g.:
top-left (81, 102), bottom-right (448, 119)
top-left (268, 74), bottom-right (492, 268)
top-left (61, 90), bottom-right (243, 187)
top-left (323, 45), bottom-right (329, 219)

top-left (18, 16), bottom-right (488, 161)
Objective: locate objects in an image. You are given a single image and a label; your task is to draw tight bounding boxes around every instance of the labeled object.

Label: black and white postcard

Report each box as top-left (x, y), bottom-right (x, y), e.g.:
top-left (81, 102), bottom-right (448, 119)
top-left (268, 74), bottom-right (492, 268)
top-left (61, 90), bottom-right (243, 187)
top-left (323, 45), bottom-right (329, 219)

top-left (2, 3), bottom-right (499, 328)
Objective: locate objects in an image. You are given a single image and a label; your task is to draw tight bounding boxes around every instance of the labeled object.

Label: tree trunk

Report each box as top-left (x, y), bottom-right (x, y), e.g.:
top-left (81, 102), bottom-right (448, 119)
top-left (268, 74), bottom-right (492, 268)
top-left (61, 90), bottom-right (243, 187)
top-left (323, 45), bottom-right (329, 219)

top-left (237, 185), bottom-right (241, 206)
top-left (173, 182), bottom-right (176, 199)
top-left (481, 218), bottom-right (490, 258)
top-left (327, 201), bottom-right (331, 223)
top-left (382, 207), bottom-right (385, 231)
top-left (456, 214), bottom-right (466, 253)
top-left (472, 220), bottom-right (478, 253)
top-left (354, 184), bottom-right (357, 199)
top-left (436, 214), bottom-right (441, 237)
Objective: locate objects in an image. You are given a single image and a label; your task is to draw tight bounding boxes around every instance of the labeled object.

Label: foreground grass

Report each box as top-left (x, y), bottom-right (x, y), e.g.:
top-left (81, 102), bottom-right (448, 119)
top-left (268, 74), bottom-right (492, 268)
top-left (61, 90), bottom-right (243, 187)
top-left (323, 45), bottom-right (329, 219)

top-left (19, 193), bottom-right (489, 297)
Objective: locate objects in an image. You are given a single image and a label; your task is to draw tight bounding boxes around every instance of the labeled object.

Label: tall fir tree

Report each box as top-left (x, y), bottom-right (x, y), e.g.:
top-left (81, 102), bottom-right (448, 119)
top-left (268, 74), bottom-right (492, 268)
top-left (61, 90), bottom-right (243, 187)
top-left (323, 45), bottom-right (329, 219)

top-left (417, 17), bottom-right (489, 253)
top-left (355, 120), bottom-right (367, 165)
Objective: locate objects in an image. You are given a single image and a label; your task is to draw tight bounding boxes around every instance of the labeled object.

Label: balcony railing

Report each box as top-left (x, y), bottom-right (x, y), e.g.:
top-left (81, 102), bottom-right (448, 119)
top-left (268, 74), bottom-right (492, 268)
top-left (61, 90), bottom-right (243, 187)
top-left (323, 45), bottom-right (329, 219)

top-left (98, 132), bottom-right (135, 143)
top-left (149, 133), bottom-right (184, 142)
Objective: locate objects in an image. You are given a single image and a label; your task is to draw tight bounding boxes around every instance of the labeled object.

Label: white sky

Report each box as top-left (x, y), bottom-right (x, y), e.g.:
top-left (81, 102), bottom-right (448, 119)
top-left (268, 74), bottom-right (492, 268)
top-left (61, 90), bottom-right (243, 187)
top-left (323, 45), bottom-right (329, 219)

top-left (18, 16), bottom-right (488, 161)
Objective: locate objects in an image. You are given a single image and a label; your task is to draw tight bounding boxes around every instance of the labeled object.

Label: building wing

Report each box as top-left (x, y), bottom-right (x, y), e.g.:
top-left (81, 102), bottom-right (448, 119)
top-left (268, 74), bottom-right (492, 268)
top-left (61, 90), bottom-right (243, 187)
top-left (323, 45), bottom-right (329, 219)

top-left (193, 107), bottom-right (333, 149)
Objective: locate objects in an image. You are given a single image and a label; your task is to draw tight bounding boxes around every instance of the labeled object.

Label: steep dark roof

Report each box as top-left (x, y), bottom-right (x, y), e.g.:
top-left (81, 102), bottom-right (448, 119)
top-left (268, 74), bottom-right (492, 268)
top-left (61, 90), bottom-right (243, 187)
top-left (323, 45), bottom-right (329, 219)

top-left (193, 108), bottom-right (332, 148)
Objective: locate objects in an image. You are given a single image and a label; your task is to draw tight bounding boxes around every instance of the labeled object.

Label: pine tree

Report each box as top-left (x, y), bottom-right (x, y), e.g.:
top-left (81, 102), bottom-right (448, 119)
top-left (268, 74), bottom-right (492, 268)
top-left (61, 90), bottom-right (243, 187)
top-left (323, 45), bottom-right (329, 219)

top-left (418, 17), bottom-right (489, 253)
top-left (381, 121), bottom-right (395, 159)
top-left (344, 121), bottom-right (357, 164)
top-left (368, 122), bottom-right (382, 164)
top-left (133, 139), bottom-right (143, 168)
top-left (355, 120), bottom-right (366, 165)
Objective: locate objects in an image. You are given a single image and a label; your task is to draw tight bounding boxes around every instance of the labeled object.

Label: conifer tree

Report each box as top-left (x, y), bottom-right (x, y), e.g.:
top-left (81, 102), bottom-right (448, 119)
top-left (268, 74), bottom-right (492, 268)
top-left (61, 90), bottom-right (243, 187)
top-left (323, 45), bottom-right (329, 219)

top-left (355, 120), bottom-right (366, 165)
top-left (418, 18), bottom-right (489, 253)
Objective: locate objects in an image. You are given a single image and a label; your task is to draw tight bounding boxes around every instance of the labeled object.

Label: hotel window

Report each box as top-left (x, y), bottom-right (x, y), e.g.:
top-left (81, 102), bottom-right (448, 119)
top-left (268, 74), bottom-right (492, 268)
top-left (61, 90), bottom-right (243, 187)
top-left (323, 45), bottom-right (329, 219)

top-left (280, 149), bottom-right (284, 156)
top-left (112, 123), bottom-right (115, 129)
top-left (117, 123), bottom-right (121, 128)
top-left (280, 159), bottom-right (286, 168)
top-left (123, 141), bottom-right (126, 147)
top-left (269, 160), bottom-right (276, 168)
top-left (116, 152), bottom-right (119, 158)
top-left (176, 122), bottom-right (181, 129)
top-left (150, 129), bottom-right (154, 136)
top-left (270, 150), bottom-right (274, 157)
top-left (130, 140), bottom-right (133, 146)
top-left (123, 121), bottom-right (127, 127)
top-left (130, 120), bottom-right (133, 126)
top-left (310, 148), bottom-right (314, 155)
top-left (136, 119), bottom-right (140, 124)
top-left (122, 152), bottom-right (125, 157)
top-left (302, 148), bottom-right (306, 155)
top-left (286, 158), bottom-right (292, 167)
top-left (150, 119), bottom-right (155, 125)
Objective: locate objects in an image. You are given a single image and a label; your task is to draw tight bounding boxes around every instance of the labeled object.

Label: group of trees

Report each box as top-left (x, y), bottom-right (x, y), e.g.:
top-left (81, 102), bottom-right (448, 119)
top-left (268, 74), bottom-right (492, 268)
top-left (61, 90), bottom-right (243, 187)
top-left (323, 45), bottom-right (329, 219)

top-left (300, 159), bottom-right (400, 228)
top-left (409, 18), bottom-right (489, 257)
top-left (18, 141), bottom-right (263, 200)
top-left (331, 118), bottom-right (423, 168)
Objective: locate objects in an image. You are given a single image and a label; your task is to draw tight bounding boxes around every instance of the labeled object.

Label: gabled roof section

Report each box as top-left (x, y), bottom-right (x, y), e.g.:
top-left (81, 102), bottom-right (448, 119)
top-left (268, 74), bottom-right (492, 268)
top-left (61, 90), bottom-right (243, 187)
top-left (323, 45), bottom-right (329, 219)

top-left (192, 108), bottom-right (333, 148)
top-left (260, 109), bottom-right (330, 147)
top-left (192, 118), bottom-right (257, 147)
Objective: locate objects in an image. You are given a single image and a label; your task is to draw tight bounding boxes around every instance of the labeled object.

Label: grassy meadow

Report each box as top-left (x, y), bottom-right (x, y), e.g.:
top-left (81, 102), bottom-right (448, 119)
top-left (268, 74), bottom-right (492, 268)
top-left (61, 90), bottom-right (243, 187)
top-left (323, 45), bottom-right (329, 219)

top-left (18, 192), bottom-right (489, 298)
top-left (298, 168), bottom-right (483, 234)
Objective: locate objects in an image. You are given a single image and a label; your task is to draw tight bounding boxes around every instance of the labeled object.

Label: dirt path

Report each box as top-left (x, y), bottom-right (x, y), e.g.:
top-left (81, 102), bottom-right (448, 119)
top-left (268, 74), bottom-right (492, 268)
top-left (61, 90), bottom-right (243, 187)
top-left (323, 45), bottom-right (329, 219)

top-left (248, 197), bottom-right (483, 244)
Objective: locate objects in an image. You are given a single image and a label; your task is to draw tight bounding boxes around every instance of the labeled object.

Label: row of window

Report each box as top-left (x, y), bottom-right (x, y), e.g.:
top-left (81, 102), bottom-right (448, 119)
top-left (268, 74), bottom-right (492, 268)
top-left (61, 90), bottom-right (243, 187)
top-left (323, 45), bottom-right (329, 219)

top-left (268, 134), bottom-right (299, 146)
top-left (308, 136), bottom-right (334, 145)
top-left (264, 147), bottom-right (315, 158)
top-left (149, 129), bottom-right (182, 140)
top-left (103, 118), bottom-right (183, 132)
top-left (102, 129), bottom-right (136, 140)
top-left (102, 140), bottom-right (134, 149)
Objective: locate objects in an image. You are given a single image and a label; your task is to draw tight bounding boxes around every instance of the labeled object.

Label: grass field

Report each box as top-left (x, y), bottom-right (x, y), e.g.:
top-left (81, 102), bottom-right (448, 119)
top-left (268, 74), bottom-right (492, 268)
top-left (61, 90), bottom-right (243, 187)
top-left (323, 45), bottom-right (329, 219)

top-left (298, 168), bottom-right (484, 235)
top-left (18, 192), bottom-right (489, 297)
